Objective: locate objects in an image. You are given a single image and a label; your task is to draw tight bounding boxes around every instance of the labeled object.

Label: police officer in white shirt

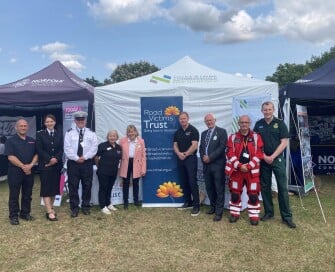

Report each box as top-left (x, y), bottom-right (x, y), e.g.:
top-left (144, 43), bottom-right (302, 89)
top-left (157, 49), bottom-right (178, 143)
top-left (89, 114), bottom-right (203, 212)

top-left (64, 111), bottom-right (98, 217)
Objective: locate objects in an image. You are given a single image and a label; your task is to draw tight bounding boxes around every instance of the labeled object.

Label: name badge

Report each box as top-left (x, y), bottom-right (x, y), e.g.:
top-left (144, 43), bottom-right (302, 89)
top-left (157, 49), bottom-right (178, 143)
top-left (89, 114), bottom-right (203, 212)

top-left (242, 153), bottom-right (249, 159)
top-left (213, 136), bottom-right (217, 140)
top-left (107, 147), bottom-right (111, 150)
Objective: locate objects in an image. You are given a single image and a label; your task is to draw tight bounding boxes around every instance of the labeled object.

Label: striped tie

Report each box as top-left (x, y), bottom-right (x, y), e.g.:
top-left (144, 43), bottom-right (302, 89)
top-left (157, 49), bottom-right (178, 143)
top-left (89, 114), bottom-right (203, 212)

top-left (77, 129), bottom-right (83, 156)
top-left (205, 129), bottom-right (212, 149)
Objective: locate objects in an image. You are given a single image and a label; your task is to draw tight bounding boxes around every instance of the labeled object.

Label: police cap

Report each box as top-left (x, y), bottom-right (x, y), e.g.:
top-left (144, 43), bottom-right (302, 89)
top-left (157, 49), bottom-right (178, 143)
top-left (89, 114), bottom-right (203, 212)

top-left (73, 111), bottom-right (88, 120)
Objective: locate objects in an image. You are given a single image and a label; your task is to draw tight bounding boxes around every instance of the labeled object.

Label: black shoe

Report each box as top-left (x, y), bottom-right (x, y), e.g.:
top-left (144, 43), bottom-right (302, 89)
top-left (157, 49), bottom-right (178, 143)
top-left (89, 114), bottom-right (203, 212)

top-left (134, 201), bottom-right (141, 207)
top-left (71, 210), bottom-right (79, 218)
top-left (283, 218), bottom-right (296, 228)
top-left (250, 219), bottom-right (259, 226)
top-left (260, 213), bottom-right (274, 221)
top-left (19, 214), bottom-right (34, 221)
top-left (229, 215), bottom-right (239, 223)
top-left (206, 208), bottom-right (215, 215)
top-left (82, 209), bottom-right (90, 215)
top-left (124, 204), bottom-right (128, 210)
top-left (10, 218), bottom-right (19, 225)
top-left (213, 215), bottom-right (222, 222)
top-left (191, 207), bottom-right (200, 216)
top-left (177, 203), bottom-right (193, 210)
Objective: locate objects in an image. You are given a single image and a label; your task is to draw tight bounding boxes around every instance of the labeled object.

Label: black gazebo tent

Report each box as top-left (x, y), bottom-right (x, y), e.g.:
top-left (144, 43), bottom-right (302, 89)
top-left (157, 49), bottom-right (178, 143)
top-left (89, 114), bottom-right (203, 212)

top-left (0, 60), bottom-right (94, 130)
top-left (280, 57), bottom-right (335, 181)
top-left (280, 57), bottom-right (335, 115)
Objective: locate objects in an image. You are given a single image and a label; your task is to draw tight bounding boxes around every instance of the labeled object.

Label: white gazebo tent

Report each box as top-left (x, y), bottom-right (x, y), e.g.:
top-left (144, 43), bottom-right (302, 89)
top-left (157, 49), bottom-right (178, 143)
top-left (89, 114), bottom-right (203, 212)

top-left (95, 56), bottom-right (278, 141)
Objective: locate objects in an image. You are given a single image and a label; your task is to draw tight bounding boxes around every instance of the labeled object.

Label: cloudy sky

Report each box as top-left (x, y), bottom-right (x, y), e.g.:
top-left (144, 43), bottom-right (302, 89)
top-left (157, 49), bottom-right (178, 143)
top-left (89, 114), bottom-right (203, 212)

top-left (1, 0), bottom-right (334, 84)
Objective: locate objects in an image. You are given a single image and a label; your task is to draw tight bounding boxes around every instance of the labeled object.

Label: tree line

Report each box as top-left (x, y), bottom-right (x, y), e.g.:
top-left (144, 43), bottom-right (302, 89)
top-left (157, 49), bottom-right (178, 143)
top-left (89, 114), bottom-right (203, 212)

top-left (85, 61), bottom-right (159, 87)
top-left (85, 46), bottom-right (335, 88)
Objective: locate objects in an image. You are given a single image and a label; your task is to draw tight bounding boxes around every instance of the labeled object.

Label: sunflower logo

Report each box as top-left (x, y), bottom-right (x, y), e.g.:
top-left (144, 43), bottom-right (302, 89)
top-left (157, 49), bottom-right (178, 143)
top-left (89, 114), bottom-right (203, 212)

top-left (164, 106), bottom-right (180, 116)
top-left (156, 181), bottom-right (183, 199)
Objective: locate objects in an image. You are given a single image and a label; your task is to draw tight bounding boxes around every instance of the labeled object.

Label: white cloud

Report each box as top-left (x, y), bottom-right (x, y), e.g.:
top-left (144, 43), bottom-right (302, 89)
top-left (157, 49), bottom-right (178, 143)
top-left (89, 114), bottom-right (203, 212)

top-left (169, 1), bottom-right (222, 32)
top-left (59, 60), bottom-right (85, 71)
top-left (205, 10), bottom-right (258, 43)
top-left (86, 0), bottom-right (335, 45)
top-left (9, 58), bottom-right (17, 64)
top-left (87, 0), bottom-right (165, 25)
top-left (171, 0), bottom-right (335, 44)
top-left (31, 41), bottom-right (85, 72)
top-left (235, 72), bottom-right (253, 78)
top-left (274, 1), bottom-right (335, 44)
top-left (40, 41), bottom-right (69, 53)
top-left (105, 62), bottom-right (118, 72)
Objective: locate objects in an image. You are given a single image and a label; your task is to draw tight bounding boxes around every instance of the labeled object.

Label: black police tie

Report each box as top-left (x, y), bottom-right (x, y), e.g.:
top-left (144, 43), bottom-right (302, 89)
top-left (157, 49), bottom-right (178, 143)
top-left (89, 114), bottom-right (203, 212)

top-left (77, 129), bottom-right (83, 157)
top-left (50, 131), bottom-right (54, 137)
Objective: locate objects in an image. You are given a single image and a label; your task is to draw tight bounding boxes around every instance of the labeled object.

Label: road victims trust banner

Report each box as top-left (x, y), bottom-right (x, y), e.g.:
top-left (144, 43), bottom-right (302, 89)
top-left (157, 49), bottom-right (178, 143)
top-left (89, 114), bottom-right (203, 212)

top-left (141, 96), bottom-right (183, 207)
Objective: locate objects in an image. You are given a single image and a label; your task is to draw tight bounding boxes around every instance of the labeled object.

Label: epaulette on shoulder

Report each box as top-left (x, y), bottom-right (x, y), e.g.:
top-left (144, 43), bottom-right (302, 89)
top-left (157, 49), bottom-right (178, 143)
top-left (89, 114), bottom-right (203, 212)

top-left (271, 116), bottom-right (283, 122)
top-left (67, 128), bottom-right (73, 132)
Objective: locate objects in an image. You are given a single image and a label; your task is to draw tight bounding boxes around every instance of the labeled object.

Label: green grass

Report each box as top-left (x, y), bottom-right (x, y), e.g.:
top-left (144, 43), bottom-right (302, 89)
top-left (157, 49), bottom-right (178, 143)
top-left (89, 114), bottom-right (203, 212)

top-left (0, 176), bottom-right (334, 272)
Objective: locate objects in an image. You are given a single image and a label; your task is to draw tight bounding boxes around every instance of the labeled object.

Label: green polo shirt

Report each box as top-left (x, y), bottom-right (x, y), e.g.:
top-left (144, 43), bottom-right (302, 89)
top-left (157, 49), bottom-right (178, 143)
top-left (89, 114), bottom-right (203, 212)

top-left (254, 117), bottom-right (289, 156)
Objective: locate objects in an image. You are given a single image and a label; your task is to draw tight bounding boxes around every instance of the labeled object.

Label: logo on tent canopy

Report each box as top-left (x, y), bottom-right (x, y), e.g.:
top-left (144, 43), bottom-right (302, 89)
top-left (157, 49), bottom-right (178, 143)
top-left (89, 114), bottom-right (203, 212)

top-left (150, 75), bottom-right (171, 84)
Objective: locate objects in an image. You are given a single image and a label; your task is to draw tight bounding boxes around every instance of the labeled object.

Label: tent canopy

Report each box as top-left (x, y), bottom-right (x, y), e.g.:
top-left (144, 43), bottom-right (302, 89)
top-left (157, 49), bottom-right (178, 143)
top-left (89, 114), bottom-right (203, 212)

top-left (284, 57), bottom-right (335, 99)
top-left (95, 56), bottom-right (278, 141)
top-left (0, 60), bottom-right (94, 107)
top-left (280, 57), bottom-right (335, 115)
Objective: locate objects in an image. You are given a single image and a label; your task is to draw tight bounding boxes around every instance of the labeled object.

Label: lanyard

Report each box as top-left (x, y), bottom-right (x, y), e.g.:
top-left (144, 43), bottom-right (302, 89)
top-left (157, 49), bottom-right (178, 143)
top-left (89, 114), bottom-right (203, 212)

top-left (243, 136), bottom-right (248, 150)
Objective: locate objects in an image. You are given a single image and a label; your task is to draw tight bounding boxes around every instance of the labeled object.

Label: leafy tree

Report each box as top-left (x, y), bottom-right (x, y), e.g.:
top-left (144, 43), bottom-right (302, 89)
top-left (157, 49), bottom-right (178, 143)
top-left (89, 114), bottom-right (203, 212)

top-left (84, 76), bottom-right (103, 87)
top-left (307, 45), bottom-right (335, 70)
top-left (266, 63), bottom-right (312, 88)
top-left (109, 61), bottom-right (159, 83)
top-left (103, 78), bottom-right (112, 85)
top-left (266, 45), bottom-right (335, 88)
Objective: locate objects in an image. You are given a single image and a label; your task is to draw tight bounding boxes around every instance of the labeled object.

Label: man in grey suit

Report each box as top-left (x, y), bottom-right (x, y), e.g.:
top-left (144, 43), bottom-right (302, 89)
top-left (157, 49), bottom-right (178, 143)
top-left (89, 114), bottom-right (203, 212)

top-left (200, 113), bottom-right (228, 221)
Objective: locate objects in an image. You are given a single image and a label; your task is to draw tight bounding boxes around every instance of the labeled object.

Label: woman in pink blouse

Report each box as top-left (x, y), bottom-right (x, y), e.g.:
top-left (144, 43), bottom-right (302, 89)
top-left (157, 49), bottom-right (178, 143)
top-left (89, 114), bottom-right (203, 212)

top-left (119, 125), bottom-right (146, 209)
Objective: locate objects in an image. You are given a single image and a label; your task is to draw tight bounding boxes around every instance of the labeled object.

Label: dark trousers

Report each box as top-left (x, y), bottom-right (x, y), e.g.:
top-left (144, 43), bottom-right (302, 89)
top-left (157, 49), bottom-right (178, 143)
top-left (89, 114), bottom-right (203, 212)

top-left (178, 155), bottom-right (199, 208)
top-left (260, 156), bottom-right (292, 220)
top-left (97, 173), bottom-right (116, 209)
top-left (123, 158), bottom-right (139, 204)
top-left (8, 167), bottom-right (35, 219)
top-left (67, 160), bottom-right (93, 211)
top-left (204, 164), bottom-right (225, 215)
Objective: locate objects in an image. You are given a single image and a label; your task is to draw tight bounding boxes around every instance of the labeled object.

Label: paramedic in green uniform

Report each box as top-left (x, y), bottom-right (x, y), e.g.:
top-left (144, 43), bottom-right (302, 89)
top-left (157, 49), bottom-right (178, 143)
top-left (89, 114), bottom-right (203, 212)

top-left (254, 101), bottom-right (296, 228)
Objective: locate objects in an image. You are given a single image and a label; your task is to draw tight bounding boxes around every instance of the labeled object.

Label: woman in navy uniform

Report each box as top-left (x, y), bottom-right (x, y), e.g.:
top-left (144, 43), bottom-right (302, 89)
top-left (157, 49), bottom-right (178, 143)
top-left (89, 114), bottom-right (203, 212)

top-left (36, 114), bottom-right (63, 221)
top-left (95, 130), bottom-right (122, 214)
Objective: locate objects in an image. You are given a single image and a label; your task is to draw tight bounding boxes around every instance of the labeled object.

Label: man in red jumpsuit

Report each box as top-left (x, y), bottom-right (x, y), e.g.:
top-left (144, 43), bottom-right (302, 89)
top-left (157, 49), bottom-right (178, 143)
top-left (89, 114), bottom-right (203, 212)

top-left (225, 115), bottom-right (264, 226)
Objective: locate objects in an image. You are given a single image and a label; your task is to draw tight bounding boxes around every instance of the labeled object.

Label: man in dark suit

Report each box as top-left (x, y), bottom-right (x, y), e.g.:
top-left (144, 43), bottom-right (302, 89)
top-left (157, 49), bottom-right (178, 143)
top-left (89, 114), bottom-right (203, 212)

top-left (200, 113), bottom-right (228, 221)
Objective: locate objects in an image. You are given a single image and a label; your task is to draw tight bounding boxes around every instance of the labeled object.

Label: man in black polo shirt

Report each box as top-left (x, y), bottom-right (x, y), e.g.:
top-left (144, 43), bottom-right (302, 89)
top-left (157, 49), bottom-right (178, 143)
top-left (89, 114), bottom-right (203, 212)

top-left (4, 119), bottom-right (38, 225)
top-left (173, 112), bottom-right (200, 216)
top-left (254, 101), bottom-right (296, 228)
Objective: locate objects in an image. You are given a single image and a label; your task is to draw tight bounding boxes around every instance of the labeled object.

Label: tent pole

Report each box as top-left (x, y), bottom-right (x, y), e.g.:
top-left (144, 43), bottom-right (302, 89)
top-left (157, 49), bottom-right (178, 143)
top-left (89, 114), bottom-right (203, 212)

top-left (284, 98), bottom-right (291, 184)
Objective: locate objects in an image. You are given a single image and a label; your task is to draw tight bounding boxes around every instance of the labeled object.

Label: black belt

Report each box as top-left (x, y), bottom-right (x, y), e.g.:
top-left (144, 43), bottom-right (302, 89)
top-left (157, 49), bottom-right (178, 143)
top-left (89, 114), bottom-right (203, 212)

top-left (69, 159), bottom-right (93, 163)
